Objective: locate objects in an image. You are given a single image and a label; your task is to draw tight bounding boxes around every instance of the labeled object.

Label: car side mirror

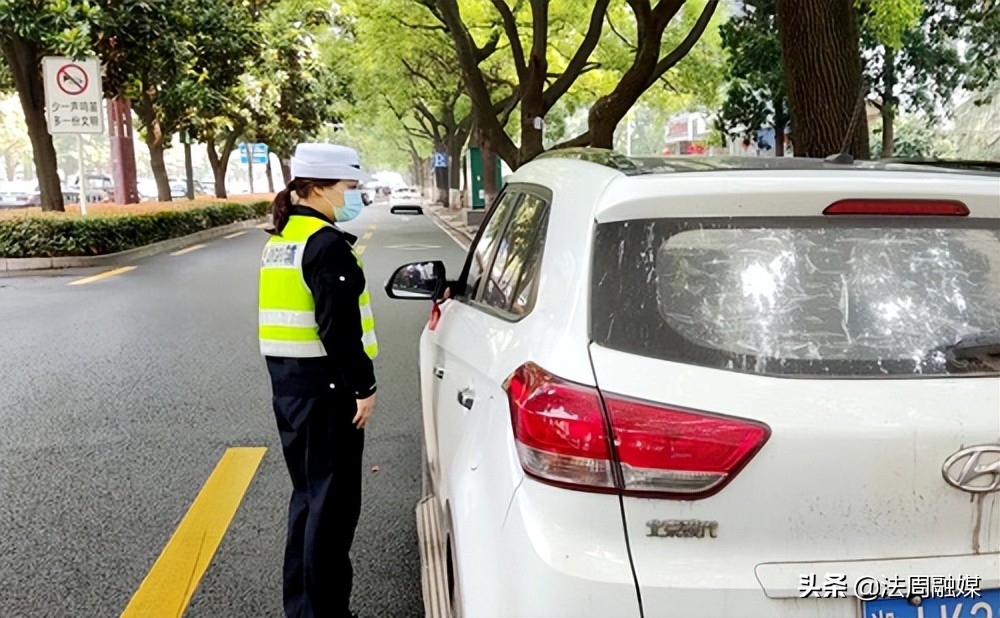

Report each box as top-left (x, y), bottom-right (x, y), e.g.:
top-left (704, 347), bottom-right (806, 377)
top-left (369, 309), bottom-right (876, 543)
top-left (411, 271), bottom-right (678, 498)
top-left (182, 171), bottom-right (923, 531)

top-left (385, 260), bottom-right (446, 300)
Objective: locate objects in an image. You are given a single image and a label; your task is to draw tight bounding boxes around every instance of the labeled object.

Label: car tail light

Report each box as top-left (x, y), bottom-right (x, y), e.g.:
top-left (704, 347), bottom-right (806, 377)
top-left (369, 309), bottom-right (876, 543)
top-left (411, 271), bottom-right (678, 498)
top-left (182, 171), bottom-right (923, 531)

top-left (823, 199), bottom-right (969, 216)
top-left (505, 362), bottom-right (770, 499)
top-left (604, 396), bottom-right (770, 496)
top-left (505, 363), bottom-right (616, 491)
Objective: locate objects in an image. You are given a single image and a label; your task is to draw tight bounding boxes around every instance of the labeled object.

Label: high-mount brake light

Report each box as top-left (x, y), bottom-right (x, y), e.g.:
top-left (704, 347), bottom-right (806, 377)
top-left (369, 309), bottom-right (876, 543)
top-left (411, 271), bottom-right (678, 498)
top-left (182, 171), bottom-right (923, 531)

top-left (823, 199), bottom-right (969, 216)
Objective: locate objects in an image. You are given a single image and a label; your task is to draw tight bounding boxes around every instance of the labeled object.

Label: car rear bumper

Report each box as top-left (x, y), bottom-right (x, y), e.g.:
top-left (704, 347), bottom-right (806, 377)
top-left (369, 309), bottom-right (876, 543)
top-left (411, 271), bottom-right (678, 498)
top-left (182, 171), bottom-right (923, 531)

top-left (633, 553), bottom-right (1000, 617)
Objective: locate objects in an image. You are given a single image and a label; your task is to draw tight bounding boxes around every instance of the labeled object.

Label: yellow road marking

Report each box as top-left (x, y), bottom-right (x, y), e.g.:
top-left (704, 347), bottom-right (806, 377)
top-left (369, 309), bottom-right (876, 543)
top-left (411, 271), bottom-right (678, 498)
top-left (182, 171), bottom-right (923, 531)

top-left (223, 231), bottom-right (247, 239)
top-left (362, 232), bottom-right (373, 241)
top-left (355, 244), bottom-right (366, 255)
top-left (121, 447), bottom-right (267, 618)
top-left (68, 266), bottom-right (137, 286)
top-left (171, 244), bottom-right (206, 256)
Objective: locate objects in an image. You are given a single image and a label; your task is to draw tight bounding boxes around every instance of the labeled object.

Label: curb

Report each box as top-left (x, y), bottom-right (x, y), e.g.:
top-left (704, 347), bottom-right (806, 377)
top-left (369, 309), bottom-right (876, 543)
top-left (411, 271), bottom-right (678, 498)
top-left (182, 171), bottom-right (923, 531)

top-left (423, 203), bottom-right (476, 243)
top-left (0, 217), bottom-right (267, 272)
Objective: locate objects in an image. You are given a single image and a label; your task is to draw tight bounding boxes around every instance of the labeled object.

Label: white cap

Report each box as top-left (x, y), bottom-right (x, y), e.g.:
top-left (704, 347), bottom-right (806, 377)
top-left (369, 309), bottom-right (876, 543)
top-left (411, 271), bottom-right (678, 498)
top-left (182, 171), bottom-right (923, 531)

top-left (290, 143), bottom-right (374, 183)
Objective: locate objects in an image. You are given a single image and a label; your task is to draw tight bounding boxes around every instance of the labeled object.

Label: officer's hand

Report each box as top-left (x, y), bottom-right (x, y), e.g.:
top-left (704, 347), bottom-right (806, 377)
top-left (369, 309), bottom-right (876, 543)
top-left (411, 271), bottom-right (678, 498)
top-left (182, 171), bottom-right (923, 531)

top-left (353, 393), bottom-right (376, 429)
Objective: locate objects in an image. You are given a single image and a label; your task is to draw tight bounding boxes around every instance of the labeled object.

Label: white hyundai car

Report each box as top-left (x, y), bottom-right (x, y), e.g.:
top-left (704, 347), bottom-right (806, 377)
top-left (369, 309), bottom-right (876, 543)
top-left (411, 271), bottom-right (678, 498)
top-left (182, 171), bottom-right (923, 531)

top-left (385, 150), bottom-right (1000, 618)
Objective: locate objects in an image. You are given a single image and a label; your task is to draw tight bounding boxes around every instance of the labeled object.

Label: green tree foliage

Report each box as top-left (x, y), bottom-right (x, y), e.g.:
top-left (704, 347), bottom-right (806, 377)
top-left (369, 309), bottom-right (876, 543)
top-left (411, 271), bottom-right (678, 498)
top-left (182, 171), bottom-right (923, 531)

top-left (418, 0), bottom-right (722, 169)
top-left (858, 0), bottom-right (923, 49)
top-left (950, 81), bottom-right (1000, 160)
top-left (97, 0), bottom-right (260, 199)
top-left (244, 0), bottom-right (344, 188)
top-left (0, 0), bottom-right (110, 210)
top-left (725, 0), bottom-right (999, 158)
top-left (0, 95), bottom-right (31, 181)
top-left (0, 61), bottom-right (12, 95)
top-left (860, 0), bottom-right (998, 156)
top-left (718, 0), bottom-right (789, 155)
top-left (338, 0), bottom-right (519, 202)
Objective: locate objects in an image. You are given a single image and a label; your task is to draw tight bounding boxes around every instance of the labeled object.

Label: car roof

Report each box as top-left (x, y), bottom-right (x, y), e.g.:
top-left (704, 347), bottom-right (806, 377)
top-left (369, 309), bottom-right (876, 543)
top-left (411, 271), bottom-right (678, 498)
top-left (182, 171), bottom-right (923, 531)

top-left (506, 149), bottom-right (1000, 222)
top-left (529, 148), bottom-right (1000, 177)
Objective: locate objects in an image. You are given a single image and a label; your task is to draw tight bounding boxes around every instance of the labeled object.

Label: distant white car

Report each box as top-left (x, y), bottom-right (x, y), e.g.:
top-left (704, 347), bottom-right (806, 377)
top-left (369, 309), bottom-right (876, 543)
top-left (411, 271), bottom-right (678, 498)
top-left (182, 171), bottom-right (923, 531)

top-left (390, 186), bottom-right (424, 213)
top-left (386, 150), bottom-right (1000, 618)
top-left (0, 180), bottom-right (40, 208)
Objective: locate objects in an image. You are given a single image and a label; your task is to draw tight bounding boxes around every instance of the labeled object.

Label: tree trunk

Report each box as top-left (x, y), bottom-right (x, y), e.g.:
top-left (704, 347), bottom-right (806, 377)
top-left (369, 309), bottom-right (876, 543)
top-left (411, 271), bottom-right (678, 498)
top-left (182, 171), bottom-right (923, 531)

top-left (108, 97), bottom-right (140, 204)
top-left (775, 0), bottom-right (869, 159)
top-left (447, 133), bottom-right (465, 210)
top-left (481, 140), bottom-right (499, 209)
top-left (5, 157), bottom-right (17, 181)
top-left (206, 130), bottom-right (240, 199)
top-left (880, 48), bottom-right (897, 159)
top-left (147, 138), bottom-right (170, 201)
top-left (207, 137), bottom-right (226, 199)
top-left (774, 96), bottom-right (788, 157)
top-left (433, 140), bottom-right (449, 208)
top-left (276, 149), bottom-right (292, 185)
top-left (3, 37), bottom-right (63, 211)
top-left (135, 90), bottom-right (171, 201)
top-left (265, 157), bottom-right (275, 193)
top-left (280, 160), bottom-right (291, 186)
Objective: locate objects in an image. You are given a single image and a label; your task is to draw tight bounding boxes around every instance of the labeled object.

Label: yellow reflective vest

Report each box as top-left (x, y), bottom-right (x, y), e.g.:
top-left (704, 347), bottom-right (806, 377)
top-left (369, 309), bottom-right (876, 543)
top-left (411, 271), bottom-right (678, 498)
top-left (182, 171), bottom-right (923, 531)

top-left (258, 214), bottom-right (378, 359)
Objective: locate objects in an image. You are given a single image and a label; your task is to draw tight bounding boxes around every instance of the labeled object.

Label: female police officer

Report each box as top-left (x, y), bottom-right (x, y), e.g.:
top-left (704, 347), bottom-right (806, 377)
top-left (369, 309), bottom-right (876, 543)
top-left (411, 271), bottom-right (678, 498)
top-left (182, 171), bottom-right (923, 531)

top-left (258, 143), bottom-right (377, 618)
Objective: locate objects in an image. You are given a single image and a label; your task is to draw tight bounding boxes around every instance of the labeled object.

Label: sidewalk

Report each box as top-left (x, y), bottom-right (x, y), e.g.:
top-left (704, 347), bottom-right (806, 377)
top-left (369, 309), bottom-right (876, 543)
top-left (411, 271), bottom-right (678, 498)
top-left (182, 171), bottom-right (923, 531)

top-left (422, 202), bottom-right (480, 244)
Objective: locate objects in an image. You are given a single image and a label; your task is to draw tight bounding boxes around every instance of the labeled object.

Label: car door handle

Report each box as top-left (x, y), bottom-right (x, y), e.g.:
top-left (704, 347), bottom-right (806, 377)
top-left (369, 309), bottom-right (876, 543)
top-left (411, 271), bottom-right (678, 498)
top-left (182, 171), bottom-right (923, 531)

top-left (433, 366), bottom-right (445, 379)
top-left (457, 388), bottom-right (475, 410)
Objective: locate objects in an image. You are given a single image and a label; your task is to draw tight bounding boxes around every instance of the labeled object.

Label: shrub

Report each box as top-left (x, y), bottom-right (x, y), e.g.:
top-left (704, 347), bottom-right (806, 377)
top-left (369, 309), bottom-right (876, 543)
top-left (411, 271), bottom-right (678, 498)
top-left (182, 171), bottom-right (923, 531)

top-left (0, 201), bottom-right (270, 258)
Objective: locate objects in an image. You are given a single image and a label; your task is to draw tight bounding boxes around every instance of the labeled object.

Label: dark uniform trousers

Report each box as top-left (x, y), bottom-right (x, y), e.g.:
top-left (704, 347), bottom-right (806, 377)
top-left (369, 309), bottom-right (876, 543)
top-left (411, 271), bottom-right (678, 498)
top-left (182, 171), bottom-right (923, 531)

top-left (267, 358), bottom-right (364, 618)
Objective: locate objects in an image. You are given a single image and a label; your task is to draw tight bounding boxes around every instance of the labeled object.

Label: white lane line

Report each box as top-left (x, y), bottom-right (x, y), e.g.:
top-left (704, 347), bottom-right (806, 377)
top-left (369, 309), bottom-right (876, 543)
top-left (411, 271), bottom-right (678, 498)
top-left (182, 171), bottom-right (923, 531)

top-left (171, 244), bottom-right (206, 256)
top-left (223, 231), bottom-right (247, 239)
top-left (425, 210), bottom-right (471, 251)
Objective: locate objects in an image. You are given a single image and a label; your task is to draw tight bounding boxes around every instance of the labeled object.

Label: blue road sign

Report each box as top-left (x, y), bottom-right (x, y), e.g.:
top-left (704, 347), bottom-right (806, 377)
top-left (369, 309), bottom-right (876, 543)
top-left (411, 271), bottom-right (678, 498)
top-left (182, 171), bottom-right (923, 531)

top-left (240, 143), bottom-right (269, 165)
top-left (432, 152), bottom-right (448, 168)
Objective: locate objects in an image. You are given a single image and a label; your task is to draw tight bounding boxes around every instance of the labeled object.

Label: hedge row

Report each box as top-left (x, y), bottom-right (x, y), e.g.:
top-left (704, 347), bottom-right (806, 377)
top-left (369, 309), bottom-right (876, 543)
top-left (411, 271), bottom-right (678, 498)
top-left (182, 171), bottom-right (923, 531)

top-left (0, 201), bottom-right (270, 259)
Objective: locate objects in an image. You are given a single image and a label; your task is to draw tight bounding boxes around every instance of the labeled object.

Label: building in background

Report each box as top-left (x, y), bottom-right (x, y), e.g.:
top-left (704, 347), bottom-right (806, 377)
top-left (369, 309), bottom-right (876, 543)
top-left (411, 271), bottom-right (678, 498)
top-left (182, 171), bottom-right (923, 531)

top-left (662, 112), bottom-right (717, 155)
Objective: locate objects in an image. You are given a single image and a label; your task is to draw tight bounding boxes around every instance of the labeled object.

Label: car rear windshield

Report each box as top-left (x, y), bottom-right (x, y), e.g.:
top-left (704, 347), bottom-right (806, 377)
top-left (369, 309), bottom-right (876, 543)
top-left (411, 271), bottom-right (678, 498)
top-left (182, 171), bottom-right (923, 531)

top-left (591, 217), bottom-right (1000, 378)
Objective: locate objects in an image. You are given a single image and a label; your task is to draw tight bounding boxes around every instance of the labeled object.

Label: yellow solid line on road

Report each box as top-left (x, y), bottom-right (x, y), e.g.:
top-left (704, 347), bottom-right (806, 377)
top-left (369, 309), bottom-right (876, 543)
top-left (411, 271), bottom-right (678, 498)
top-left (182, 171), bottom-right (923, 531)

top-left (170, 244), bottom-right (206, 256)
top-left (223, 231), bottom-right (247, 239)
top-left (68, 266), bottom-right (137, 286)
top-left (355, 244), bottom-right (366, 255)
top-left (121, 447), bottom-right (267, 618)
top-left (362, 232), bottom-right (373, 241)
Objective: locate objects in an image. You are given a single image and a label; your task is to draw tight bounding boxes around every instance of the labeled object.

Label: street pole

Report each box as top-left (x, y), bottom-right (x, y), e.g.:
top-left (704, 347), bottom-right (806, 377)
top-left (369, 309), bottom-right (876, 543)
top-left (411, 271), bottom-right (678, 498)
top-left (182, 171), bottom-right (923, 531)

top-left (78, 134), bottom-right (88, 216)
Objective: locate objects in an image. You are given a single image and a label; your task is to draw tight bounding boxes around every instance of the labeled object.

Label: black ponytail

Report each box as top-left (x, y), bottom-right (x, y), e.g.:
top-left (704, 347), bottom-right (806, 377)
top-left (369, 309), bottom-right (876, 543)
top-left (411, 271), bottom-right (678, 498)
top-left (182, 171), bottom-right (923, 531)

top-left (267, 186), bottom-right (294, 235)
top-left (267, 177), bottom-right (341, 235)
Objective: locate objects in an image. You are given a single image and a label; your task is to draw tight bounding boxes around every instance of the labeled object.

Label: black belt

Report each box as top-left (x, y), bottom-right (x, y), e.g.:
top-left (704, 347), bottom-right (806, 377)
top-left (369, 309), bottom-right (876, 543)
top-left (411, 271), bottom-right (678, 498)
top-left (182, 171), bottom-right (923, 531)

top-left (265, 356), bottom-right (328, 366)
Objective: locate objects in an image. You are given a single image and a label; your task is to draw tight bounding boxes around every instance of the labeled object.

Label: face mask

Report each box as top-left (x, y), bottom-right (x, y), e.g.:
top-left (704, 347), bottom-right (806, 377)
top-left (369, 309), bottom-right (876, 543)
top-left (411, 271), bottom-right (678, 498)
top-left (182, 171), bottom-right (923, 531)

top-left (334, 189), bottom-right (364, 222)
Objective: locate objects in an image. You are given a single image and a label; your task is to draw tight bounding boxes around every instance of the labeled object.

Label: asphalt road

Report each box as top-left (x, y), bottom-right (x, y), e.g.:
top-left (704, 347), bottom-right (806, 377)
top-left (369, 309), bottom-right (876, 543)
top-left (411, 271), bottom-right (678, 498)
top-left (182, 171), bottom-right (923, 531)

top-left (0, 199), bottom-right (470, 617)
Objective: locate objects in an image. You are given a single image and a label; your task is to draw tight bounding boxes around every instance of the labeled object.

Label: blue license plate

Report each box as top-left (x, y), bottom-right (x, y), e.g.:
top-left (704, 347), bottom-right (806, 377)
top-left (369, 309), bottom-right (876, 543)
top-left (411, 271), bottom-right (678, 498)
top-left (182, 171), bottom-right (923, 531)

top-left (863, 589), bottom-right (999, 618)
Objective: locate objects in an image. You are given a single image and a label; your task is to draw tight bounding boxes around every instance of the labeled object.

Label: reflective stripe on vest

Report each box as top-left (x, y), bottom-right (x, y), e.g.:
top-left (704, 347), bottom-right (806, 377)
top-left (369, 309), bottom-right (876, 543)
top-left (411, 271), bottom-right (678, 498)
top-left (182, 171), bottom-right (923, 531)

top-left (258, 215), bottom-right (378, 359)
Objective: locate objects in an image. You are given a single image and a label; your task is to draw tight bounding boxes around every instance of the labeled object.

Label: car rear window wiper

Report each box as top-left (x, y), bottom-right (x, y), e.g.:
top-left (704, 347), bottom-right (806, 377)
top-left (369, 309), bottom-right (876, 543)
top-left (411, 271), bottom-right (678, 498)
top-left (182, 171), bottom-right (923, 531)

top-left (946, 331), bottom-right (1000, 360)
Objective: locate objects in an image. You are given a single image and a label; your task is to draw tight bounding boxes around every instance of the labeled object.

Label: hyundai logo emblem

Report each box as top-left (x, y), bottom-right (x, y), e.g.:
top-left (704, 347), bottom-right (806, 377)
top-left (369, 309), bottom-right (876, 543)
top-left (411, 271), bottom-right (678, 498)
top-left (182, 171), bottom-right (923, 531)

top-left (942, 445), bottom-right (1000, 493)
